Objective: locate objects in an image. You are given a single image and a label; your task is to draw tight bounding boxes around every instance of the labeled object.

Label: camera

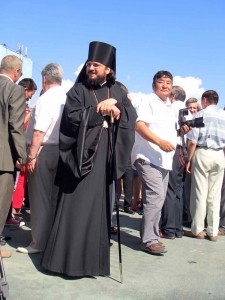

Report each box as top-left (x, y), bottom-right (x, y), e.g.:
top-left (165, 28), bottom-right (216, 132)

top-left (178, 108), bottom-right (204, 128)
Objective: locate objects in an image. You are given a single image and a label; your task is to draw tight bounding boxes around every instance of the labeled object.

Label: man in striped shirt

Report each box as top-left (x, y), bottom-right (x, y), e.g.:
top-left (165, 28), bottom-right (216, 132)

top-left (186, 90), bottom-right (225, 241)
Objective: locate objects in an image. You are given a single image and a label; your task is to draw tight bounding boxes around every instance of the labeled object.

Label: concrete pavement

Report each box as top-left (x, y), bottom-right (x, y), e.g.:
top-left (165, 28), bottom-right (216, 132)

top-left (1, 209), bottom-right (225, 300)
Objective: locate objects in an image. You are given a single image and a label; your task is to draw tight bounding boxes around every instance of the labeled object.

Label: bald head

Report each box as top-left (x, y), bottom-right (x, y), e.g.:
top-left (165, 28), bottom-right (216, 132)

top-left (0, 55), bottom-right (23, 83)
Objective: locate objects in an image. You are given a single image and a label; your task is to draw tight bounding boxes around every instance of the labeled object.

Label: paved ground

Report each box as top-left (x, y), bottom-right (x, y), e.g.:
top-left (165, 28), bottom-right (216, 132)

top-left (1, 208), bottom-right (225, 300)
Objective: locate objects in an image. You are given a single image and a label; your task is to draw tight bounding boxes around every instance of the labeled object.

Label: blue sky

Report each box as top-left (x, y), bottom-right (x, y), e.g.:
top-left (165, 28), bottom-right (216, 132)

top-left (1, 0), bottom-right (225, 108)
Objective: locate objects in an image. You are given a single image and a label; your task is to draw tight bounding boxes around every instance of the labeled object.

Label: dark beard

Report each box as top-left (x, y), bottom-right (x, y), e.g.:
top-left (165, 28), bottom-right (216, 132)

top-left (85, 74), bottom-right (106, 88)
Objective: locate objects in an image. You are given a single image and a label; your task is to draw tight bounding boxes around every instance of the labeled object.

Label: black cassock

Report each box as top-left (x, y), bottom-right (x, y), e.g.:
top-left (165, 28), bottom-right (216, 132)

top-left (41, 82), bottom-right (137, 277)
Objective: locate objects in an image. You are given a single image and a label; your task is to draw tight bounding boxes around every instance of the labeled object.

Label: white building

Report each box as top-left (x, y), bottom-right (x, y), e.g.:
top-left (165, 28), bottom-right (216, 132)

top-left (0, 43), bottom-right (33, 79)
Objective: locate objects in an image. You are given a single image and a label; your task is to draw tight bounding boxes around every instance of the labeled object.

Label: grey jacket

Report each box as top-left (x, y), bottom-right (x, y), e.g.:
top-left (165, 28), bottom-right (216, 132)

top-left (0, 75), bottom-right (27, 171)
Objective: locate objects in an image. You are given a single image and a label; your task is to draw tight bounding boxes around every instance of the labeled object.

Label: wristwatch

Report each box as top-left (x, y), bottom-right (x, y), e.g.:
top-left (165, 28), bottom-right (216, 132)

top-left (27, 154), bottom-right (37, 162)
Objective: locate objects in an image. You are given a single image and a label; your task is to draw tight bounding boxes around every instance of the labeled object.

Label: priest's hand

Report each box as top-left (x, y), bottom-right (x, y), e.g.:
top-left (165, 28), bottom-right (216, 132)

top-left (96, 99), bottom-right (120, 120)
top-left (96, 98), bottom-right (117, 115)
top-left (110, 105), bottom-right (121, 120)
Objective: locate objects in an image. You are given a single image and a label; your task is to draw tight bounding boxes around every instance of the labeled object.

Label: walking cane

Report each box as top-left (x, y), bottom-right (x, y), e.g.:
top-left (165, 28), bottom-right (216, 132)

top-left (111, 112), bottom-right (123, 284)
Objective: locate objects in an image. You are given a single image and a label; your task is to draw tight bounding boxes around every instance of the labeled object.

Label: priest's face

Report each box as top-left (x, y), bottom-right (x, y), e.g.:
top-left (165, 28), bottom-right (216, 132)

top-left (86, 61), bottom-right (110, 86)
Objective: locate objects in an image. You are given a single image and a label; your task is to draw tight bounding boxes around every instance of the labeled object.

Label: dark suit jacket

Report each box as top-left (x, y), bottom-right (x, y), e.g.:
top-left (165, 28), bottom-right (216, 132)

top-left (0, 75), bottom-right (27, 171)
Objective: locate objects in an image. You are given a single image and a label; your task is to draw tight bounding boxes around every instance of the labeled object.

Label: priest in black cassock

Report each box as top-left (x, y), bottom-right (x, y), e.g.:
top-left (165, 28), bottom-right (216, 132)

top-left (41, 41), bottom-right (137, 277)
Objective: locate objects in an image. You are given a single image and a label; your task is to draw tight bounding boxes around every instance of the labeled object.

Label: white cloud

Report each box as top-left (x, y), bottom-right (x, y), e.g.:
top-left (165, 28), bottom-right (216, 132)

top-left (129, 76), bottom-right (205, 106)
top-left (61, 63), bottom-right (85, 93)
top-left (61, 79), bottom-right (74, 93)
top-left (129, 92), bottom-right (152, 108)
top-left (74, 63), bottom-right (84, 77)
top-left (173, 76), bottom-right (205, 100)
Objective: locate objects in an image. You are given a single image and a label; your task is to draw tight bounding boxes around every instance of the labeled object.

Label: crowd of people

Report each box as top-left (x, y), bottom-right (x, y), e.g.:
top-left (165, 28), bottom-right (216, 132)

top-left (0, 40), bottom-right (225, 278)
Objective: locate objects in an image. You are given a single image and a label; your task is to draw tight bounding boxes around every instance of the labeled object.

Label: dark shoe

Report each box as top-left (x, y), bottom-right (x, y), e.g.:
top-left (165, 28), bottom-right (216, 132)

top-left (184, 230), bottom-right (205, 239)
top-left (137, 209), bottom-right (143, 215)
top-left (110, 226), bottom-right (118, 235)
top-left (175, 232), bottom-right (183, 238)
top-left (0, 236), bottom-right (12, 241)
top-left (123, 207), bottom-right (135, 215)
top-left (5, 217), bottom-right (25, 227)
top-left (141, 242), bottom-right (167, 254)
top-left (160, 231), bottom-right (175, 240)
top-left (0, 235), bottom-right (11, 246)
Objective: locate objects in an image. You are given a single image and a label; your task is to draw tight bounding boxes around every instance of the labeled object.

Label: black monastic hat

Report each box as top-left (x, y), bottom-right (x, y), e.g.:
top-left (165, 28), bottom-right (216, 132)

top-left (76, 41), bottom-right (116, 83)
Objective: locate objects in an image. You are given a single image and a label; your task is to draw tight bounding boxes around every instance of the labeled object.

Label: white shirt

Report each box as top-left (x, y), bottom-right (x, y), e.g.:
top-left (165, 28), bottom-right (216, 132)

top-left (131, 93), bottom-right (177, 170)
top-left (26, 85), bottom-right (67, 145)
top-left (131, 96), bottom-right (143, 111)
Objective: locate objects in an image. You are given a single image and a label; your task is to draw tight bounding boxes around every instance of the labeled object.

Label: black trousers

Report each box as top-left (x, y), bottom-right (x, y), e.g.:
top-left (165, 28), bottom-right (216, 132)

top-left (121, 158), bottom-right (133, 209)
top-left (160, 145), bottom-right (185, 235)
top-left (182, 172), bottom-right (192, 225)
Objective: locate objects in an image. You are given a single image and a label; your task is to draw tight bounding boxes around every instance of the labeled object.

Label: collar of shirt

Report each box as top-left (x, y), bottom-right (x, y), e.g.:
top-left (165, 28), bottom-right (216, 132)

top-left (153, 93), bottom-right (171, 107)
top-left (0, 74), bottom-right (13, 82)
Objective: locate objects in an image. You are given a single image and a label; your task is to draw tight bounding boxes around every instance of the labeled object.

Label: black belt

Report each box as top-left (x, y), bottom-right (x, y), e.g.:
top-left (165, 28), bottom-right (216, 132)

top-left (196, 146), bottom-right (223, 150)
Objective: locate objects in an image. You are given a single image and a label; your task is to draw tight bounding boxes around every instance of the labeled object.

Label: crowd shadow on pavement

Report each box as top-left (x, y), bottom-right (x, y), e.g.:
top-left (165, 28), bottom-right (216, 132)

top-left (111, 209), bottom-right (142, 251)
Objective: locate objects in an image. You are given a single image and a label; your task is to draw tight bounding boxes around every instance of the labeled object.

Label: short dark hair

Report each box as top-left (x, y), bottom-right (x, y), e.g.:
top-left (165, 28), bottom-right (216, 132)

top-left (153, 71), bottom-right (173, 84)
top-left (106, 69), bottom-right (116, 85)
top-left (18, 78), bottom-right (37, 90)
top-left (171, 86), bottom-right (186, 102)
top-left (201, 90), bottom-right (219, 104)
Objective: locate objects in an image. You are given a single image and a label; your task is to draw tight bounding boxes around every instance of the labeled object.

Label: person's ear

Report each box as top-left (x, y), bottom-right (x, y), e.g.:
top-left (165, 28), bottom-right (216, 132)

top-left (105, 67), bottom-right (110, 75)
top-left (152, 83), bottom-right (155, 92)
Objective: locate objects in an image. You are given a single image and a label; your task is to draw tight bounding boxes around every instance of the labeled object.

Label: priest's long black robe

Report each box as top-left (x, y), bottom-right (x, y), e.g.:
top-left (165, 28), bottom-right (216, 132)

top-left (41, 82), bottom-right (137, 277)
